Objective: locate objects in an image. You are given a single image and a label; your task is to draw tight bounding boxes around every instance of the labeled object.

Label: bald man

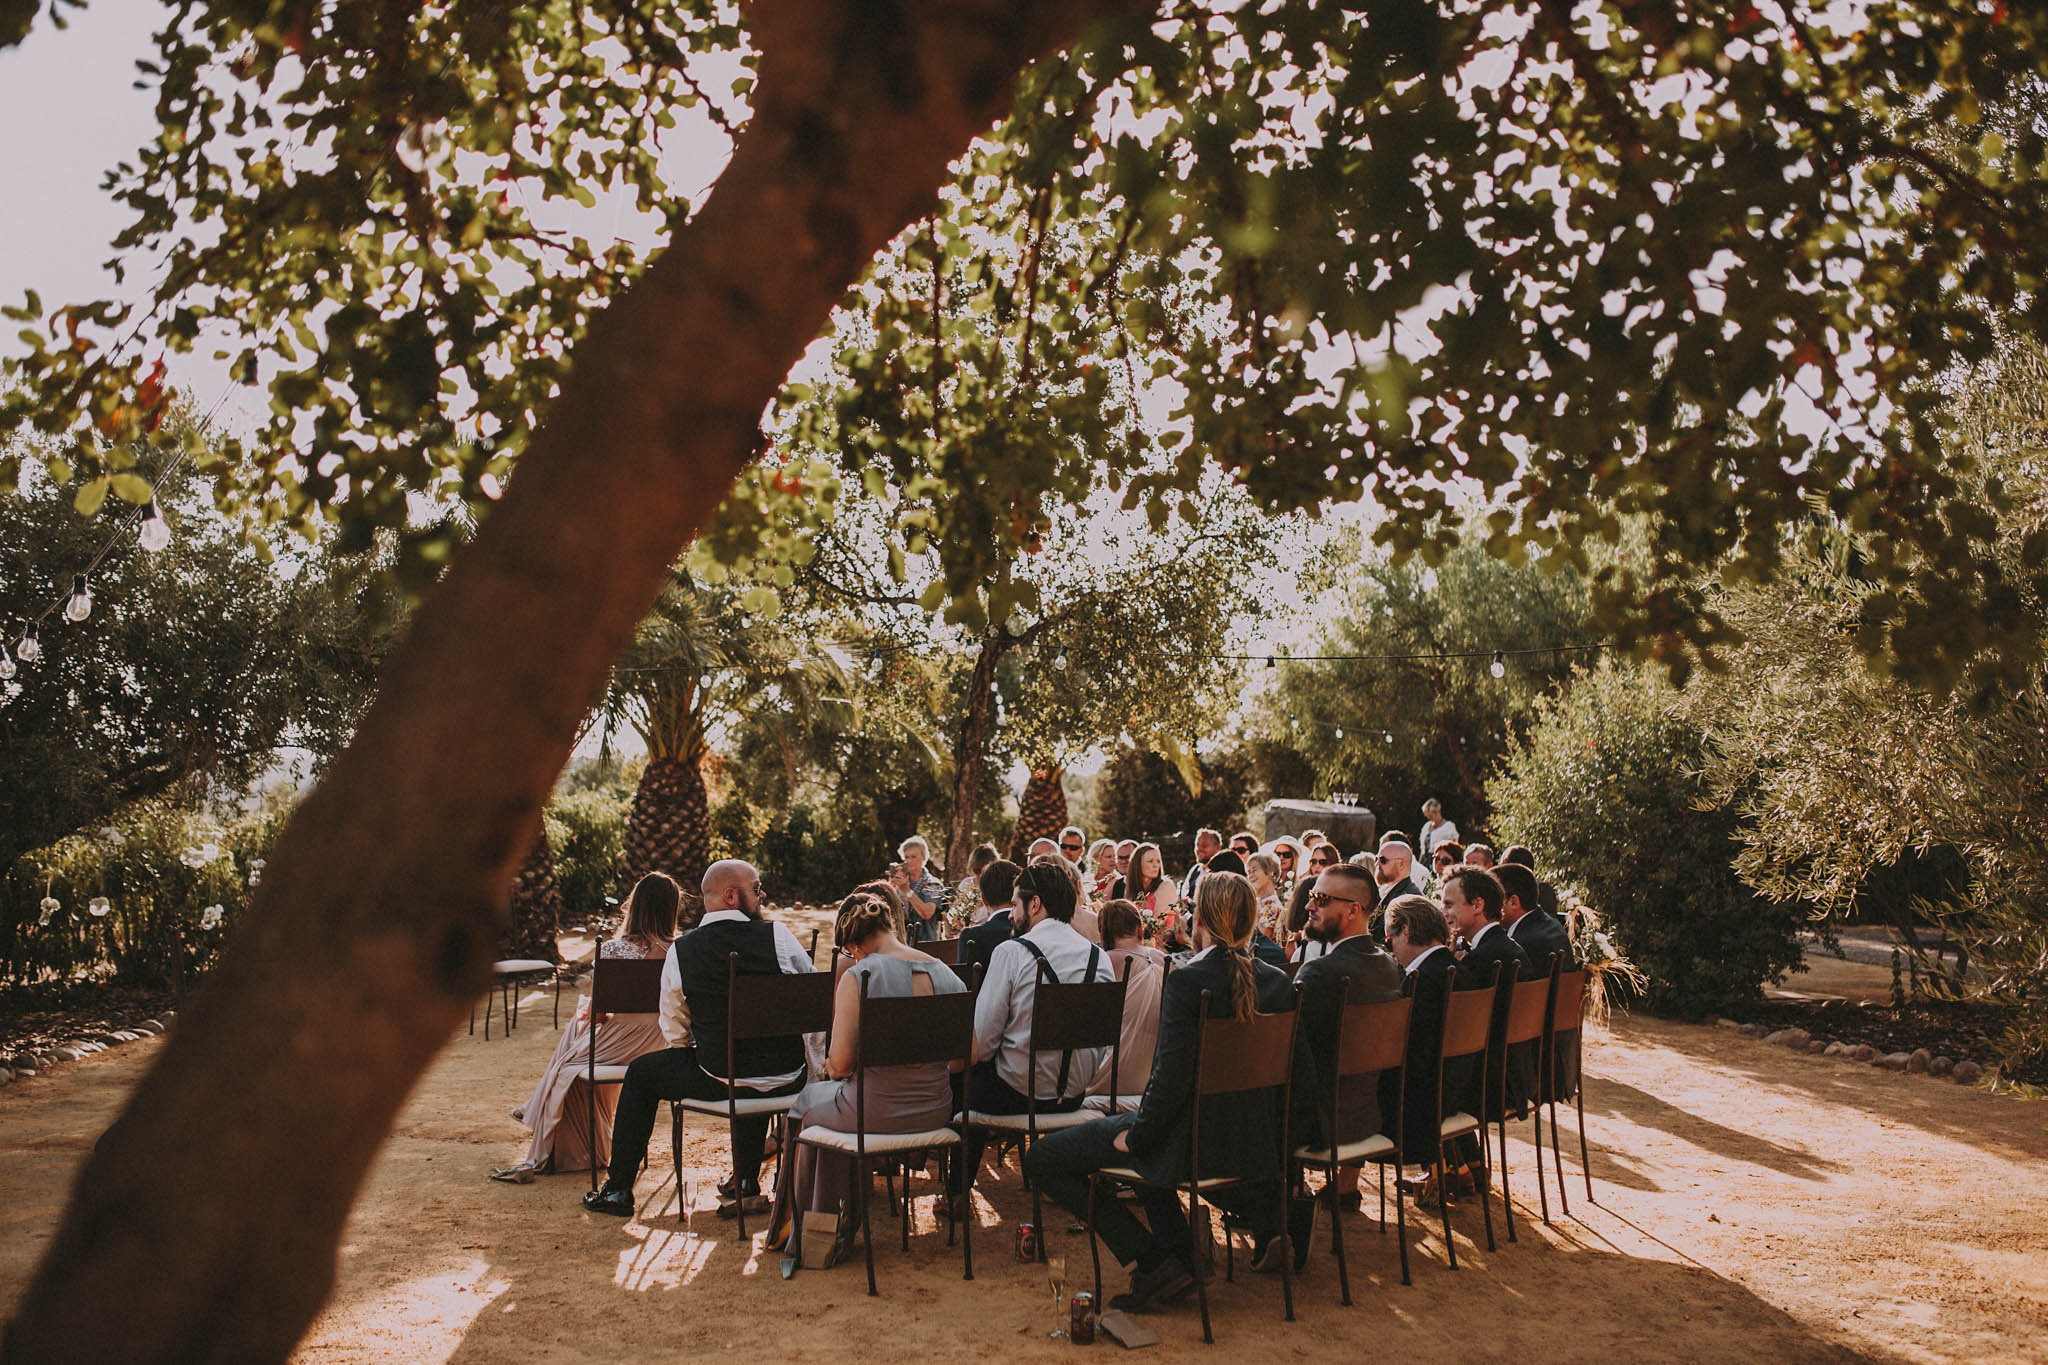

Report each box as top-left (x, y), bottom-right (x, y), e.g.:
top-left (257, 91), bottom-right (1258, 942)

top-left (584, 860), bottom-right (816, 1220)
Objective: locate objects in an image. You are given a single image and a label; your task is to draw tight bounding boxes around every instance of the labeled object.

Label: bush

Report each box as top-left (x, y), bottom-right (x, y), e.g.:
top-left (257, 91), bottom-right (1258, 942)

top-left (547, 787), bottom-right (630, 928)
top-left (1489, 661), bottom-right (1807, 1018)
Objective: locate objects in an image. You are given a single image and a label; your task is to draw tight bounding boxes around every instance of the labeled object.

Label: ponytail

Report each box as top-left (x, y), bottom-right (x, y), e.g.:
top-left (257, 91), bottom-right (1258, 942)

top-left (1224, 945), bottom-right (1258, 1021)
top-left (1193, 871), bottom-right (1261, 1020)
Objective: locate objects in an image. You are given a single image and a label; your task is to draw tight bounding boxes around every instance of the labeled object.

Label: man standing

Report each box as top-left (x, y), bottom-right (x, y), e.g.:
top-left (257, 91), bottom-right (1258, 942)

top-left (583, 860), bottom-right (816, 1219)
top-left (1294, 863), bottom-right (1404, 1210)
top-left (1373, 840), bottom-right (1422, 913)
top-left (960, 858), bottom-right (1116, 1198)
top-left (1181, 828), bottom-right (1223, 900)
top-left (1419, 799), bottom-right (1460, 859)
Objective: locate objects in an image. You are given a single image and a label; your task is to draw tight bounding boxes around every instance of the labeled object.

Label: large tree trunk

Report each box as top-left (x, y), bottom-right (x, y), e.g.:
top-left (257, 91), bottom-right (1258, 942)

top-left (945, 633), bottom-right (1004, 879)
top-left (1009, 765), bottom-right (1069, 861)
top-left (0, 6), bottom-right (1134, 1361)
top-left (624, 754), bottom-right (711, 897)
top-left (499, 827), bottom-right (563, 965)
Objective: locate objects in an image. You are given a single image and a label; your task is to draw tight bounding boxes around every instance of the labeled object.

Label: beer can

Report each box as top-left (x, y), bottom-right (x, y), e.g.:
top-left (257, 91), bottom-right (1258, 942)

top-left (1068, 1291), bottom-right (1095, 1343)
top-left (1015, 1223), bottom-right (1038, 1261)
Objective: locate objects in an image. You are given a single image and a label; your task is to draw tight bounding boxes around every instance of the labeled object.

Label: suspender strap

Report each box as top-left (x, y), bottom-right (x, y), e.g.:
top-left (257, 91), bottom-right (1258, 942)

top-left (1015, 940), bottom-right (1101, 1101)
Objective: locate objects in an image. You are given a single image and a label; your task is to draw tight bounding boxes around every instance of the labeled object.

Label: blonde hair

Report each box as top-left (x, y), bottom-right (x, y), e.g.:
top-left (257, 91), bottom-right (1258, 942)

top-left (1246, 851), bottom-right (1281, 885)
top-left (1193, 871), bottom-right (1260, 1021)
top-left (835, 892), bottom-right (896, 952)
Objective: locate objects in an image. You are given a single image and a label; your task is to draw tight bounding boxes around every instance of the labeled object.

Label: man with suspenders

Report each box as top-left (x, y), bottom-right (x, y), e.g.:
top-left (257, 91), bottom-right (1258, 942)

top-left (959, 856), bottom-right (1117, 1203)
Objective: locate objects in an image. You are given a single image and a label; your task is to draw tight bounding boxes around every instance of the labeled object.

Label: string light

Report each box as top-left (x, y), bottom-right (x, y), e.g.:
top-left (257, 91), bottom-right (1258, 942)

top-left (137, 501), bottom-right (171, 552)
top-left (1490, 650), bottom-right (1506, 679)
top-left (64, 574), bottom-right (93, 624)
top-left (1053, 652), bottom-right (1069, 671)
top-left (16, 623), bottom-right (41, 664)
top-left (0, 646), bottom-right (15, 681)
top-left (1333, 726), bottom-right (1344, 739)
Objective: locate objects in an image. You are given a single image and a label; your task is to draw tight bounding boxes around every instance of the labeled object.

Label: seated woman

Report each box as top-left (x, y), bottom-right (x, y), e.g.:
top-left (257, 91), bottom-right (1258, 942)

top-left (769, 891), bottom-right (965, 1266)
top-left (1088, 899), bottom-right (1165, 1100)
top-left (493, 873), bottom-right (682, 1182)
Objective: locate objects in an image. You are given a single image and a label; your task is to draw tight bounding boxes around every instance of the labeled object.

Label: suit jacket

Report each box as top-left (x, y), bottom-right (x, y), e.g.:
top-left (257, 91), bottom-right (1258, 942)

top-left (958, 909), bottom-right (1017, 982)
top-left (1455, 924), bottom-right (1528, 1124)
top-left (1398, 946), bottom-right (1473, 1159)
top-left (1506, 908), bottom-right (1574, 979)
top-left (1292, 936), bottom-right (1404, 1150)
top-left (1376, 876), bottom-right (1421, 909)
top-left (1123, 947), bottom-right (1302, 1185)
top-left (1251, 931), bottom-right (1289, 970)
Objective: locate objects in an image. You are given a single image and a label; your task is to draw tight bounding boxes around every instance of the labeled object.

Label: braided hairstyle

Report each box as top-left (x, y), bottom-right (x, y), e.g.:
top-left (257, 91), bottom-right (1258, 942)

top-left (1193, 871), bottom-right (1261, 1021)
top-left (835, 891), bottom-right (896, 954)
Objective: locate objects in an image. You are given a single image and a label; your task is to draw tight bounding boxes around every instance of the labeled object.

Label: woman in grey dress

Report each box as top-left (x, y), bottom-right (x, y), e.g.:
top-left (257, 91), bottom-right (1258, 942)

top-left (770, 891), bottom-right (964, 1266)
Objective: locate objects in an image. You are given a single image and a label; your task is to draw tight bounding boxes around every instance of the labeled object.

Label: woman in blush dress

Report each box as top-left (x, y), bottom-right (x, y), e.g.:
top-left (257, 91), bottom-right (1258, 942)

top-left (492, 873), bottom-right (683, 1182)
top-left (769, 891), bottom-right (965, 1267)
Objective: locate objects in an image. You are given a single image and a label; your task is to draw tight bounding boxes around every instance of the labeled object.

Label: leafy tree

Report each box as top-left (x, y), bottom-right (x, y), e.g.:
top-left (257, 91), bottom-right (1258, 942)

top-left (2, 2), bottom-right (2045, 1358)
top-left (1095, 746), bottom-right (1255, 852)
top-left (1490, 659), bottom-right (1809, 1018)
top-left (1254, 527), bottom-right (1593, 834)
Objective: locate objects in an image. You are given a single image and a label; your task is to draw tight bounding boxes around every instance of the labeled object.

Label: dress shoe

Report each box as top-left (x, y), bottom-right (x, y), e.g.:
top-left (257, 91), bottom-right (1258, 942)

top-left (583, 1185), bottom-right (635, 1217)
top-left (717, 1189), bottom-right (770, 1219)
top-left (1107, 1257), bottom-right (1196, 1314)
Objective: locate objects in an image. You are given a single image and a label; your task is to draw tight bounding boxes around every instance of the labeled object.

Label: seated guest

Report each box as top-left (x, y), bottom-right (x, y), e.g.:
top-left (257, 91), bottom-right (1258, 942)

top-left (960, 858), bottom-right (1116, 1199)
top-left (1087, 899), bottom-right (1165, 1098)
top-left (1025, 872), bottom-right (1307, 1310)
top-left (1496, 861), bottom-right (1573, 1115)
top-left (769, 892), bottom-right (965, 1266)
top-left (1501, 844), bottom-right (1536, 868)
top-left (1229, 830), bottom-right (1261, 860)
top-left (1292, 863), bottom-right (1403, 1209)
top-left (1501, 845), bottom-right (1561, 916)
top-left (1181, 828), bottom-right (1224, 900)
top-left (1124, 842), bottom-right (1183, 947)
top-left (1382, 894), bottom-right (1477, 1205)
top-left (1440, 864), bottom-right (1526, 1183)
top-left (583, 860), bottom-right (817, 1219)
top-left (1268, 836), bottom-right (1307, 899)
top-left (1373, 840), bottom-right (1422, 914)
top-left (855, 877), bottom-right (912, 942)
top-left (496, 873), bottom-right (683, 1182)
top-left (1246, 851), bottom-right (1287, 939)
top-left (1045, 852), bottom-right (1102, 944)
top-left (1027, 836), bottom-right (1061, 862)
top-left (1212, 851), bottom-right (1285, 968)
top-left (957, 843), bottom-right (1002, 924)
top-left (1429, 840), bottom-right (1465, 889)
top-left (1464, 842), bottom-right (1498, 870)
top-left (958, 859), bottom-right (1024, 978)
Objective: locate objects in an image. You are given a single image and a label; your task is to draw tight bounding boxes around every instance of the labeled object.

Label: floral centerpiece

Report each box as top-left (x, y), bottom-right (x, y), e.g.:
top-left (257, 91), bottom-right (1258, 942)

top-left (1559, 889), bottom-right (1646, 1027)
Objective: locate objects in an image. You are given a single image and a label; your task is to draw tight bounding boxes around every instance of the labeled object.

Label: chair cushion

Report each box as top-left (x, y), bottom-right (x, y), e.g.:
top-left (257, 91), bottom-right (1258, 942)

top-left (1294, 1134), bottom-right (1396, 1165)
top-left (493, 958), bottom-right (555, 975)
top-left (583, 1065), bottom-right (632, 1084)
top-left (964, 1108), bottom-right (1099, 1133)
top-left (1098, 1166), bottom-right (1239, 1191)
top-left (1079, 1094), bottom-right (1145, 1113)
top-left (796, 1124), bottom-right (961, 1154)
top-left (1440, 1111), bottom-right (1480, 1139)
top-left (676, 1095), bottom-right (800, 1117)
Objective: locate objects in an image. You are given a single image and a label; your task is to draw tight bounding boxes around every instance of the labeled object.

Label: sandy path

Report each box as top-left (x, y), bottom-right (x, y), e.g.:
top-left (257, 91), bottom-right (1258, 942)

top-left (3, 976), bottom-right (2042, 1363)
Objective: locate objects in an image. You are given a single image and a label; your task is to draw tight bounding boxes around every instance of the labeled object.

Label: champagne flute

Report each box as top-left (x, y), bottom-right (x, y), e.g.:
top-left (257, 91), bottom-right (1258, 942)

top-left (1047, 1254), bottom-right (1068, 1339)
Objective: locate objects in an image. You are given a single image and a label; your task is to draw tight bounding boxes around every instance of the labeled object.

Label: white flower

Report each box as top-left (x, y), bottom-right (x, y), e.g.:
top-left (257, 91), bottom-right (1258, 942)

top-left (200, 904), bottom-right (225, 930)
top-left (38, 896), bottom-right (60, 925)
top-left (87, 896), bottom-right (111, 918)
top-left (246, 858), bottom-right (265, 887)
top-left (179, 842), bottom-right (222, 869)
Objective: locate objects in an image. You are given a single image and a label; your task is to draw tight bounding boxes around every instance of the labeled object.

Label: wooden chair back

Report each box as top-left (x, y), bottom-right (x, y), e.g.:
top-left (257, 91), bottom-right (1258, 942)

top-left (1336, 994), bottom-right (1413, 1078)
top-left (590, 956), bottom-right (665, 1016)
top-left (1551, 969), bottom-right (1588, 1034)
top-left (726, 953), bottom-right (836, 1041)
top-left (924, 937), bottom-right (961, 966)
top-left (1195, 998), bottom-right (1300, 1097)
top-left (1032, 975), bottom-right (1128, 1054)
top-left (1503, 973), bottom-right (1552, 1047)
top-left (858, 985), bottom-right (977, 1071)
top-left (1439, 965), bottom-right (1499, 1064)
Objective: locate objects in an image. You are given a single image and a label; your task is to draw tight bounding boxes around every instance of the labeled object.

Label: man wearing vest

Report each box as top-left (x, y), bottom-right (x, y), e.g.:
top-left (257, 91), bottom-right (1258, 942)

top-left (583, 859), bottom-right (816, 1220)
top-left (958, 856), bottom-right (1116, 1205)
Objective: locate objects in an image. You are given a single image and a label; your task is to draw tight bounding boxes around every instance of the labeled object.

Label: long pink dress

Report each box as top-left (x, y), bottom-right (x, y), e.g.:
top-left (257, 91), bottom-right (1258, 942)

top-left (508, 937), bottom-right (669, 1173)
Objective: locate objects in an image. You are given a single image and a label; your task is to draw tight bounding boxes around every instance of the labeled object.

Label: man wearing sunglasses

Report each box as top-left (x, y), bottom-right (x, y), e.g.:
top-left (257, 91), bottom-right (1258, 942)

top-left (1373, 841), bottom-right (1422, 915)
top-left (1058, 826), bottom-right (1088, 864)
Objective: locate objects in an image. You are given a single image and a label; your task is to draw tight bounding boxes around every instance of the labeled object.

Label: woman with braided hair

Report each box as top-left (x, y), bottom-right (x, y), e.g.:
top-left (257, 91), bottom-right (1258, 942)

top-left (1024, 872), bottom-right (1311, 1313)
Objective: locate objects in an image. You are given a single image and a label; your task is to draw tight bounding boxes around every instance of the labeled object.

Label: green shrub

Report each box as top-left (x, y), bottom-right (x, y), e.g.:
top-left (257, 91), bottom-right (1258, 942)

top-left (1490, 661), bottom-right (1807, 1018)
top-left (548, 787), bottom-right (630, 927)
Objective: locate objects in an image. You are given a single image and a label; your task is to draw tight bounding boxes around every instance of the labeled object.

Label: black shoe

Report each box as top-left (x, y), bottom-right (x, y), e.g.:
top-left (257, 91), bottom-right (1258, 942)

top-left (1107, 1257), bottom-right (1196, 1314)
top-left (583, 1185), bottom-right (634, 1218)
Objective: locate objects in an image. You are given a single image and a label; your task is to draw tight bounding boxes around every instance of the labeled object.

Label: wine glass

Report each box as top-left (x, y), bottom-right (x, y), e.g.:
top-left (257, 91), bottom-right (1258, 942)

top-left (1047, 1254), bottom-right (1068, 1339)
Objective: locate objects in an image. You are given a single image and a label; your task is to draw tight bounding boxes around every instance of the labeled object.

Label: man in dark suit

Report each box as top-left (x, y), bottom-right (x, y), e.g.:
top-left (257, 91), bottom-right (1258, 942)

top-left (1442, 864), bottom-right (1528, 1178)
top-left (957, 859), bottom-right (1024, 979)
top-left (1383, 893), bottom-right (1470, 1200)
top-left (1293, 863), bottom-right (1403, 1210)
top-left (1497, 860), bottom-right (1579, 1109)
top-left (1373, 840), bottom-right (1422, 911)
top-left (1025, 873), bottom-right (1304, 1312)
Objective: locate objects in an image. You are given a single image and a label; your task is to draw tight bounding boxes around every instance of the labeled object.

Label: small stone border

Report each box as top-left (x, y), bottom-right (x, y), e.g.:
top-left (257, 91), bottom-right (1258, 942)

top-left (1714, 1018), bottom-right (1985, 1086)
top-left (0, 1012), bottom-right (175, 1087)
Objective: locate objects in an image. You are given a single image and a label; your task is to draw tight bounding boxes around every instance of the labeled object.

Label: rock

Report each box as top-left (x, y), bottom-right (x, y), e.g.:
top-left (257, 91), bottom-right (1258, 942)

top-left (1907, 1048), bottom-right (1932, 1075)
top-left (33, 1052), bottom-right (57, 1070)
top-left (1715, 1018), bottom-right (1744, 1031)
top-left (1930, 1056), bottom-right (1955, 1077)
top-left (12, 1067), bottom-right (34, 1078)
top-left (1807, 1040), bottom-right (1829, 1054)
top-left (53, 1047), bottom-right (83, 1063)
top-left (0, 1068), bottom-right (11, 1085)
top-left (1763, 1029), bottom-right (1790, 1045)
top-left (1779, 1029), bottom-right (1812, 1050)
top-left (1952, 1060), bottom-right (1983, 1085)
top-left (1742, 1023), bottom-right (1769, 1039)
top-left (1878, 1052), bottom-right (1911, 1071)
top-left (97, 1032), bottom-right (125, 1046)
top-left (1824, 1042), bottom-right (1849, 1057)
top-left (1849, 1044), bottom-right (1878, 1062)
top-left (135, 1020), bottom-right (164, 1035)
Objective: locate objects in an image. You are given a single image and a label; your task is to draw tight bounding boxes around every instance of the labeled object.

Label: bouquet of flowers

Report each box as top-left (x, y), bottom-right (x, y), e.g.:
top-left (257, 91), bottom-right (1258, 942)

top-left (1560, 889), bottom-right (1646, 1028)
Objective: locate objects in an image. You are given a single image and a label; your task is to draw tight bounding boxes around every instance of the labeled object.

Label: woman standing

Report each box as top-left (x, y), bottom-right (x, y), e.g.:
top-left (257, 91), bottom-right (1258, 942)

top-left (1246, 851), bottom-right (1287, 941)
top-left (769, 891), bottom-right (965, 1266)
top-left (1086, 838), bottom-right (1121, 908)
top-left (495, 873), bottom-right (682, 1181)
top-left (891, 835), bottom-right (947, 943)
top-left (1124, 842), bottom-right (1182, 948)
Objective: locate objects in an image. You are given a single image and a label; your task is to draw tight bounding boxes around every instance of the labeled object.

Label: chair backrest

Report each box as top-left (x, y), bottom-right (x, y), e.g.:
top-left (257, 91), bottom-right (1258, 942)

top-left (1031, 974), bottom-right (1128, 1054)
top-left (1551, 969), bottom-right (1588, 1034)
top-left (1439, 966), bottom-right (1498, 1063)
top-left (1195, 997), bottom-right (1299, 1097)
top-left (591, 956), bottom-right (665, 1015)
top-left (1335, 994), bottom-right (1413, 1078)
top-left (857, 984), bottom-right (977, 1070)
top-left (925, 937), bottom-right (961, 966)
top-left (726, 954), bottom-right (836, 1042)
top-left (1503, 973), bottom-right (1553, 1047)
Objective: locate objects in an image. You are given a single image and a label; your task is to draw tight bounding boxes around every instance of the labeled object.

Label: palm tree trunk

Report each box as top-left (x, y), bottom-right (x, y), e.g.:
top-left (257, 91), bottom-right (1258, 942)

top-left (624, 754), bottom-right (711, 899)
top-left (500, 828), bottom-right (563, 964)
top-left (1009, 766), bottom-right (1069, 861)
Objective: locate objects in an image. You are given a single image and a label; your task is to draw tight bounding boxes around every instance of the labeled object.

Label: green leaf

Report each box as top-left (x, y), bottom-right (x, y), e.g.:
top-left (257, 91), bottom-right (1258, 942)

top-left (110, 472), bottom-right (155, 504)
top-left (74, 477), bottom-right (111, 516)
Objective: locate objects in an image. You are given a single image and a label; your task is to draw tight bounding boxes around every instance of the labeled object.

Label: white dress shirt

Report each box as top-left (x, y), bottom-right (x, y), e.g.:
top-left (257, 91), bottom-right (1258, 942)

top-left (974, 916), bottom-right (1116, 1099)
top-left (659, 909), bottom-right (816, 1089)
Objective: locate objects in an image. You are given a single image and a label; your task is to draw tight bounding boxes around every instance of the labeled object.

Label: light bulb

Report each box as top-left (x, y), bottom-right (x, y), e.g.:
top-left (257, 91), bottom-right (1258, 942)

top-left (16, 624), bottom-right (40, 663)
top-left (137, 500), bottom-right (171, 552)
top-left (1266, 656), bottom-right (1275, 671)
top-left (1334, 726), bottom-right (1344, 739)
top-left (1053, 653), bottom-right (1069, 671)
top-left (64, 574), bottom-right (93, 623)
top-left (1490, 650), bottom-right (1506, 679)
top-left (1383, 730), bottom-right (1393, 745)
top-left (0, 648), bottom-right (14, 681)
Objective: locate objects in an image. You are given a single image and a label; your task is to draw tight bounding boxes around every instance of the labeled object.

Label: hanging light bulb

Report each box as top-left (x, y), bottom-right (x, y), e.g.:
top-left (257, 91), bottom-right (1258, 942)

top-left (1053, 653), bottom-right (1069, 671)
top-left (64, 574), bottom-right (93, 623)
top-left (0, 646), bottom-right (14, 681)
top-left (1333, 726), bottom-right (1344, 739)
top-left (1266, 656), bottom-right (1275, 671)
top-left (1490, 649), bottom-right (1506, 679)
top-left (137, 500), bottom-right (171, 552)
top-left (16, 622), bottom-right (40, 663)
top-left (1383, 730), bottom-right (1394, 745)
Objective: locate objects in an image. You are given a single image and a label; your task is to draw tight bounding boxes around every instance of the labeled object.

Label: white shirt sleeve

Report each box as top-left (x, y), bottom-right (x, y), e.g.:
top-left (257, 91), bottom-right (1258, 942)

top-left (772, 921), bottom-right (817, 974)
top-left (658, 945), bottom-right (689, 1048)
top-left (973, 941), bottom-right (1021, 1061)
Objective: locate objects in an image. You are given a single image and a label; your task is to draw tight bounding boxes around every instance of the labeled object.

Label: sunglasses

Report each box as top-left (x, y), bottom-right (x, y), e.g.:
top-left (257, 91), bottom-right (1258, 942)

top-left (1278, 850), bottom-right (1296, 861)
top-left (1060, 843), bottom-right (1084, 851)
top-left (1306, 891), bottom-right (1361, 907)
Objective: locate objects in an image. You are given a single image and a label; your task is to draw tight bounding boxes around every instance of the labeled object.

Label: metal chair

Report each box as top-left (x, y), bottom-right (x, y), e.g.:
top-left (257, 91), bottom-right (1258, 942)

top-left (1086, 993), bottom-right (1301, 1344)
top-left (1541, 968), bottom-right (1592, 1212)
top-left (671, 953), bottom-right (835, 1237)
top-left (791, 978), bottom-right (978, 1295)
top-left (962, 963), bottom-right (1129, 1258)
top-left (924, 937), bottom-right (961, 966)
top-left (1432, 965), bottom-right (1500, 1268)
top-left (471, 957), bottom-right (565, 1039)
top-left (1494, 968), bottom-right (1555, 1240)
top-left (581, 956), bottom-right (667, 1191)
top-left (1293, 993), bottom-right (1413, 1300)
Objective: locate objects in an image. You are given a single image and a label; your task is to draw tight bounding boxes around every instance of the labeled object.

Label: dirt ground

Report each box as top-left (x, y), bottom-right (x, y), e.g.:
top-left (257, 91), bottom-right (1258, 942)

top-left (4, 941), bottom-right (2045, 1363)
